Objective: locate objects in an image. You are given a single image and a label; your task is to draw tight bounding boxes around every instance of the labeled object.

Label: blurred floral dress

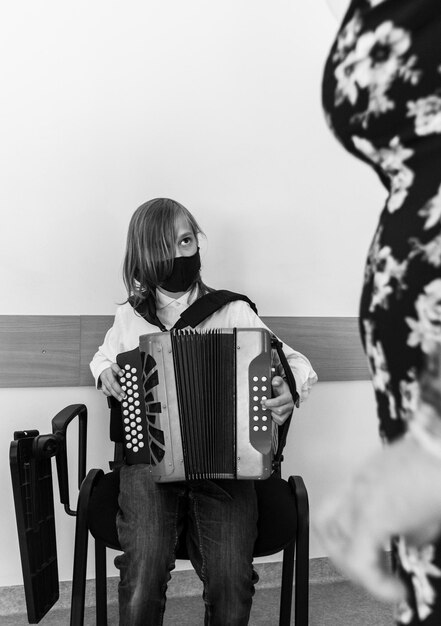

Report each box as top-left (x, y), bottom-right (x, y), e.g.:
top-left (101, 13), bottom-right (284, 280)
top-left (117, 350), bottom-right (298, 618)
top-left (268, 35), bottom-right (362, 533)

top-left (322, 0), bottom-right (441, 623)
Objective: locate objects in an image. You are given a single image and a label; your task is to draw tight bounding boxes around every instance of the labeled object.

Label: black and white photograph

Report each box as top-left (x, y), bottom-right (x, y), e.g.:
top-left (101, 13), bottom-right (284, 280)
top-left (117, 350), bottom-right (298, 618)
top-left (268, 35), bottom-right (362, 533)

top-left (1, 1), bottom-right (441, 624)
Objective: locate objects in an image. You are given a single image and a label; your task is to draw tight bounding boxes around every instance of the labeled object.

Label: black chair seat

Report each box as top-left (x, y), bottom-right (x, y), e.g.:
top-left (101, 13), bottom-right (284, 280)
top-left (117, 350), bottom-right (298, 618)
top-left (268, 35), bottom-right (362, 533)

top-left (87, 470), bottom-right (297, 557)
top-left (88, 470), bottom-right (120, 550)
top-left (254, 475), bottom-right (298, 555)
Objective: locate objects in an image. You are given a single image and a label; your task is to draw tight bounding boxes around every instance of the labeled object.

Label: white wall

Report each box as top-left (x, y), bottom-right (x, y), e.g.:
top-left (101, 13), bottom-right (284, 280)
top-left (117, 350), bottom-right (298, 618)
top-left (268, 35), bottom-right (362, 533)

top-left (0, 1), bottom-right (386, 587)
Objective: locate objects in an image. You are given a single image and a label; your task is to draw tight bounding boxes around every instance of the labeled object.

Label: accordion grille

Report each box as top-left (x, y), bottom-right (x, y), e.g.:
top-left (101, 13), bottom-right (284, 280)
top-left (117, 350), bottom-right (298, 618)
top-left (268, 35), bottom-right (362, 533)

top-left (171, 329), bottom-right (236, 480)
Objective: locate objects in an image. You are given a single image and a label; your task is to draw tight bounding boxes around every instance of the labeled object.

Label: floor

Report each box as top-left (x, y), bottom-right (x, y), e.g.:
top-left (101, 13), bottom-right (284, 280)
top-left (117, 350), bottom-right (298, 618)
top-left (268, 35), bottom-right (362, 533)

top-left (1, 580), bottom-right (395, 625)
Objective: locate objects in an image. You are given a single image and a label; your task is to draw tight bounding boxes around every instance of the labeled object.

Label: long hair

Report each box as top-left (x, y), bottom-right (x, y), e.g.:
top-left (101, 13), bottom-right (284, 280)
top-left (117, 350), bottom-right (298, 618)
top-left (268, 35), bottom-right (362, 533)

top-left (123, 198), bottom-right (213, 310)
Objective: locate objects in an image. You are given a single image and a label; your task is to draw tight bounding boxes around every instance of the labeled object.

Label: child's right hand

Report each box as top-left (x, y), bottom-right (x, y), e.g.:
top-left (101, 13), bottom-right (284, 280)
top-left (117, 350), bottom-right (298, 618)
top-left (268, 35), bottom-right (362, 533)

top-left (99, 364), bottom-right (126, 401)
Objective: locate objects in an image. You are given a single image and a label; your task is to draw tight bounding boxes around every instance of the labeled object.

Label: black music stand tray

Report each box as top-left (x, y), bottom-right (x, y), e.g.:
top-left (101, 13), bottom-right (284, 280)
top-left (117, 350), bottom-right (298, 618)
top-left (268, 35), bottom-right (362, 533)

top-left (10, 430), bottom-right (59, 622)
top-left (9, 405), bottom-right (87, 624)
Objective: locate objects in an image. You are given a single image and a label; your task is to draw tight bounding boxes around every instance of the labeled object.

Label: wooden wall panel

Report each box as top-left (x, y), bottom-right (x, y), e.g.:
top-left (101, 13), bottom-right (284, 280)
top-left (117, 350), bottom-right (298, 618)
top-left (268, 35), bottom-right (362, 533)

top-left (0, 315), bottom-right (370, 387)
top-left (263, 317), bottom-right (369, 382)
top-left (79, 315), bottom-right (113, 386)
top-left (0, 316), bottom-right (80, 387)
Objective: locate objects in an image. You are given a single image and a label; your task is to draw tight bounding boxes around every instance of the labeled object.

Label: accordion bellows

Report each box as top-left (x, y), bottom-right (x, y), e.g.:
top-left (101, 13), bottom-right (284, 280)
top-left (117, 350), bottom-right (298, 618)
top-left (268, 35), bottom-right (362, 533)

top-left (117, 328), bottom-right (277, 482)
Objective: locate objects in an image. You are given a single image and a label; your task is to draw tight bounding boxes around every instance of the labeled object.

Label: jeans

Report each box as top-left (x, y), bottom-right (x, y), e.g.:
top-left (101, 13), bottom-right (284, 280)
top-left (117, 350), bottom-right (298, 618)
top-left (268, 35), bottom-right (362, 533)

top-left (115, 464), bottom-right (258, 626)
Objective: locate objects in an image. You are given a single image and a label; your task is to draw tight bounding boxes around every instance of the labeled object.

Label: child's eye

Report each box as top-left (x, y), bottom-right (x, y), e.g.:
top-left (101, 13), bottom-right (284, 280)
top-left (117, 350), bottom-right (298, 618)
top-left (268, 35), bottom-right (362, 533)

top-left (180, 236), bottom-right (193, 247)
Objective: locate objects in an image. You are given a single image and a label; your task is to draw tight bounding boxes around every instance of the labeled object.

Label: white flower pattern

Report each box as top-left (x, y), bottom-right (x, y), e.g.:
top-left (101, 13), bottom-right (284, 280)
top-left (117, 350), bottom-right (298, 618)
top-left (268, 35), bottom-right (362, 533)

top-left (352, 135), bottom-right (414, 212)
top-left (399, 373), bottom-right (420, 423)
top-left (395, 601), bottom-right (414, 624)
top-left (406, 279), bottom-right (441, 354)
top-left (418, 183), bottom-right (441, 230)
top-left (398, 538), bottom-right (441, 621)
top-left (411, 234), bottom-right (441, 267)
top-left (333, 12), bottom-right (363, 64)
top-left (363, 319), bottom-right (397, 419)
top-left (369, 245), bottom-right (408, 311)
top-left (334, 20), bottom-right (420, 126)
top-left (407, 95), bottom-right (441, 136)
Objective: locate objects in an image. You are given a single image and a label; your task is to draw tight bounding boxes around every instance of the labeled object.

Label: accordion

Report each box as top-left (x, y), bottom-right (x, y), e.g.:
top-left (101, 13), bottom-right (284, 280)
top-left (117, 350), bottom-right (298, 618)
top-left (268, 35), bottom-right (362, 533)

top-left (117, 328), bottom-right (278, 482)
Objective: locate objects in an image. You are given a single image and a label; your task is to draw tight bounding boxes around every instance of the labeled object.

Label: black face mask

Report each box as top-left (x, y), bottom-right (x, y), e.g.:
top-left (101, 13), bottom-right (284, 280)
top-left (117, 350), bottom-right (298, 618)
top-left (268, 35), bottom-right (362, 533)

top-left (160, 248), bottom-right (201, 293)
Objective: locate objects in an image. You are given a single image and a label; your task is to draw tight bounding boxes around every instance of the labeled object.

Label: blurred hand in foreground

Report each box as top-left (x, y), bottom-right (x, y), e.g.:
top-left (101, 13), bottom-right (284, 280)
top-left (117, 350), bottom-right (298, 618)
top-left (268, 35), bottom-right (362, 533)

top-left (316, 436), bottom-right (441, 603)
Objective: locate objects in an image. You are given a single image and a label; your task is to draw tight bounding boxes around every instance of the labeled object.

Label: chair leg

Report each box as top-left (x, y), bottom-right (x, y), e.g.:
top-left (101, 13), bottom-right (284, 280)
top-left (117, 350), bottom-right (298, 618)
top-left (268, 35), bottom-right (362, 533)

top-left (70, 495), bottom-right (90, 626)
top-left (95, 538), bottom-right (108, 626)
top-left (291, 476), bottom-right (310, 626)
top-left (70, 469), bottom-right (104, 626)
top-left (279, 541), bottom-right (295, 626)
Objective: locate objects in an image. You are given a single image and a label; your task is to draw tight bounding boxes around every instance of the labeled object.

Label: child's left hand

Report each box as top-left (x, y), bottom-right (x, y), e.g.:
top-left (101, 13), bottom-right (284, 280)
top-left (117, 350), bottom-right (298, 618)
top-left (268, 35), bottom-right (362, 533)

top-left (262, 376), bottom-right (295, 425)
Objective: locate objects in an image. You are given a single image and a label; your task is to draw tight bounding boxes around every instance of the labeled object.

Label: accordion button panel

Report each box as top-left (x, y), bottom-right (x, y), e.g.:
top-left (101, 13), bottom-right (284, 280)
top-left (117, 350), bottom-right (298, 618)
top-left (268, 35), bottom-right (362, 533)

top-left (235, 328), bottom-right (273, 480)
top-left (116, 348), bottom-right (151, 465)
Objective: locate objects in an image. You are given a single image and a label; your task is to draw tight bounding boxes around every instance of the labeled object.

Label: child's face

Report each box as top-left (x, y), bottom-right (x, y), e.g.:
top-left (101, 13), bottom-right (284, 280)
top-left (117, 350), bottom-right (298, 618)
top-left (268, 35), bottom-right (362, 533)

top-left (174, 214), bottom-right (198, 258)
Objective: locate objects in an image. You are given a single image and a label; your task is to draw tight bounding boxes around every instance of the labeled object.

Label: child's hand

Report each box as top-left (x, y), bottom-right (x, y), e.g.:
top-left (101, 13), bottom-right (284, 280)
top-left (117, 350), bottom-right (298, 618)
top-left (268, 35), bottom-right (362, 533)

top-left (262, 376), bottom-right (294, 425)
top-left (99, 364), bottom-right (126, 401)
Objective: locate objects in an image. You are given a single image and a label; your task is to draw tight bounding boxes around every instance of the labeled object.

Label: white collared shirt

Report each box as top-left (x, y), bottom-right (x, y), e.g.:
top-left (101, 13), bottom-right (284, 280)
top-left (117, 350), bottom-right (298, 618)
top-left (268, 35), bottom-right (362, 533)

top-left (90, 287), bottom-right (318, 401)
top-left (155, 287), bottom-right (200, 328)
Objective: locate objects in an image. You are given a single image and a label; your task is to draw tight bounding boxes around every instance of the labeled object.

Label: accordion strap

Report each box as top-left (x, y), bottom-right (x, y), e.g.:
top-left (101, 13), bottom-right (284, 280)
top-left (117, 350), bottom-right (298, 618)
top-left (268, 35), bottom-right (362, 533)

top-left (172, 290), bottom-right (258, 330)
top-left (130, 289), bottom-right (257, 332)
top-left (271, 335), bottom-right (300, 473)
top-left (129, 293), bottom-right (167, 332)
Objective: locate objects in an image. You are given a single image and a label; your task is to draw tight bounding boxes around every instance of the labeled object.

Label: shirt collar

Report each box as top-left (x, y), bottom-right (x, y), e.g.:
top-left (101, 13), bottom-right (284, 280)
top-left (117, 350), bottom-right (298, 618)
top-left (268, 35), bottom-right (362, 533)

top-left (155, 285), bottom-right (199, 311)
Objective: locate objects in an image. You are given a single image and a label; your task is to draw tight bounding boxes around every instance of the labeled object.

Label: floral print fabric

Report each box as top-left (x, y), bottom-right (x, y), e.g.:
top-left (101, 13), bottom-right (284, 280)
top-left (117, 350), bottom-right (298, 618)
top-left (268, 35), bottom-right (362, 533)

top-left (322, 0), bottom-right (441, 622)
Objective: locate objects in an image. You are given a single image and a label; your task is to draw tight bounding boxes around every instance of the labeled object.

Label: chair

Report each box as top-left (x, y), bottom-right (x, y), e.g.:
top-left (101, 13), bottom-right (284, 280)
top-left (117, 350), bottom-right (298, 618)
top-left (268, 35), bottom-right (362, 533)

top-left (11, 397), bottom-right (309, 625)
top-left (59, 399), bottom-right (310, 626)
